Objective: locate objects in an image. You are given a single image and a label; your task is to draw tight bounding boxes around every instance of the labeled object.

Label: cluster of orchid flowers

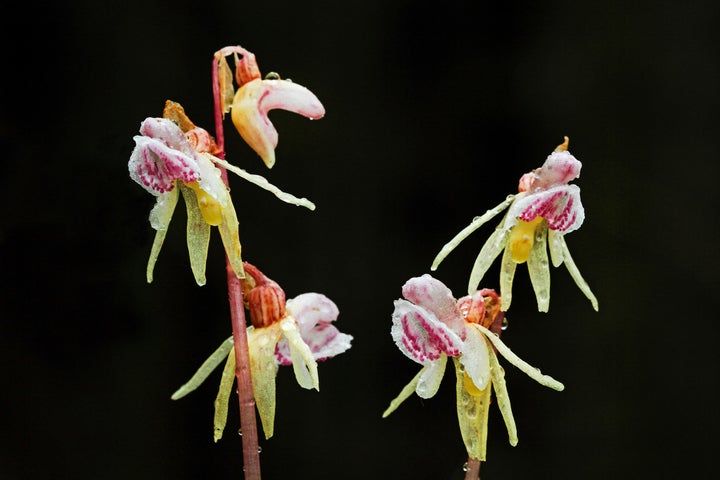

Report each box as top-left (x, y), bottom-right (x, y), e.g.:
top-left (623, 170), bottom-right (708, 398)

top-left (128, 44), bottom-right (597, 477)
top-left (383, 137), bottom-right (598, 463)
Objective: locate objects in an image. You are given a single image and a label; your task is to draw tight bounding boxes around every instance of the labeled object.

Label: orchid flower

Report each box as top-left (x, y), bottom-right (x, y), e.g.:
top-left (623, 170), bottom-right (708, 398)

top-left (383, 274), bottom-right (564, 461)
top-left (431, 137), bottom-right (598, 312)
top-left (129, 102), bottom-right (316, 285)
top-left (214, 46), bottom-right (326, 169)
top-left (171, 262), bottom-right (352, 441)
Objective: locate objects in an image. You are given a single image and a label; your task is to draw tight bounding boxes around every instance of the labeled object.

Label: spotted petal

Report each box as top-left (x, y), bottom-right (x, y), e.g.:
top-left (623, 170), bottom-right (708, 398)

top-left (231, 79), bottom-right (325, 168)
top-left (533, 150), bottom-right (582, 188)
top-left (391, 299), bottom-right (464, 364)
top-left (401, 274), bottom-right (465, 337)
top-left (506, 184), bottom-right (585, 234)
top-left (276, 293), bottom-right (352, 365)
top-left (129, 135), bottom-right (200, 194)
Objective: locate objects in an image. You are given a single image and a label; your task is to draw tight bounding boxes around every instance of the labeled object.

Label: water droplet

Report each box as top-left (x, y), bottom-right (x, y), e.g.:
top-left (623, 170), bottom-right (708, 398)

top-left (501, 317), bottom-right (509, 331)
top-left (258, 446), bottom-right (263, 453)
top-left (264, 71), bottom-right (281, 80)
top-left (462, 462), bottom-right (468, 472)
top-left (237, 429), bottom-right (242, 436)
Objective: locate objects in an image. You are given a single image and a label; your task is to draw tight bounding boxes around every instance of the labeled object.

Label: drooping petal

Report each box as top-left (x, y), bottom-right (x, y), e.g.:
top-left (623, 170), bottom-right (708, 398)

top-left (216, 191), bottom-right (244, 279)
top-left (487, 344), bottom-right (518, 446)
top-left (558, 235), bottom-right (599, 311)
top-left (453, 357), bottom-right (492, 461)
top-left (431, 195), bottom-right (516, 271)
top-left (506, 184), bottom-right (585, 234)
top-left (475, 325), bottom-right (564, 391)
top-left (499, 239), bottom-right (517, 311)
top-left (547, 228), bottom-right (565, 268)
top-left (279, 317), bottom-right (320, 391)
top-left (129, 135), bottom-right (200, 194)
top-left (179, 184), bottom-right (211, 286)
top-left (416, 355), bottom-right (448, 399)
top-left (391, 299), bottom-right (464, 364)
top-left (382, 367), bottom-right (425, 418)
top-left (231, 78), bottom-right (325, 168)
top-left (277, 293), bottom-right (352, 364)
top-left (458, 325), bottom-right (490, 392)
top-left (468, 225), bottom-right (509, 295)
top-left (171, 336), bottom-right (234, 400)
top-left (146, 188), bottom-right (179, 283)
top-left (526, 222), bottom-right (551, 312)
top-left (401, 275), bottom-right (465, 336)
top-left (213, 346), bottom-right (237, 443)
top-left (247, 323), bottom-right (284, 439)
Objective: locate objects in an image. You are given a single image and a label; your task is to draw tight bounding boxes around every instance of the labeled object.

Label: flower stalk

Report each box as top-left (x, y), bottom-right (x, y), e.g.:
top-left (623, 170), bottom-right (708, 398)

top-left (213, 51), bottom-right (261, 480)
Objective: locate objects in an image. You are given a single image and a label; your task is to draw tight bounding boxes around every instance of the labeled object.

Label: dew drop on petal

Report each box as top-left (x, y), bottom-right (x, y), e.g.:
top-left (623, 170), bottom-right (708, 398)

top-left (502, 317), bottom-right (509, 331)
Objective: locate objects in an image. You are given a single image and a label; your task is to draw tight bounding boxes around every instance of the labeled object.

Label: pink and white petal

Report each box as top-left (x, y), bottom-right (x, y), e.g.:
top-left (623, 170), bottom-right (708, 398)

top-left (286, 293), bottom-right (339, 334)
top-left (231, 79), bottom-right (325, 168)
top-left (535, 150), bottom-right (582, 188)
top-left (391, 299), bottom-right (464, 364)
top-left (129, 136), bottom-right (200, 194)
top-left (416, 355), bottom-right (448, 399)
top-left (458, 325), bottom-right (491, 392)
top-left (508, 185), bottom-right (585, 234)
top-left (402, 275), bottom-right (465, 336)
top-left (138, 117), bottom-right (192, 152)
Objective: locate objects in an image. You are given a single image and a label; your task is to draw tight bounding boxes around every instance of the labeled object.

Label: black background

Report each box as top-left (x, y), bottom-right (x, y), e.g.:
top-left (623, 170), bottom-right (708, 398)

top-left (2, 0), bottom-right (718, 479)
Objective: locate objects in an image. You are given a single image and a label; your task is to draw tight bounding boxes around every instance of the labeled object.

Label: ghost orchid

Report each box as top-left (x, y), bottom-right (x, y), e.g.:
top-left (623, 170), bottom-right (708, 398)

top-left (383, 274), bottom-right (564, 461)
top-left (431, 137), bottom-right (598, 312)
top-left (213, 46), bottom-right (325, 169)
top-left (171, 262), bottom-right (352, 441)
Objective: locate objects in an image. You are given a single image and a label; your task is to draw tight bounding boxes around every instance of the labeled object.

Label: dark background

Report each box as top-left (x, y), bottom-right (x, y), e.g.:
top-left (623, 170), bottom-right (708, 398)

top-left (2, 0), bottom-right (718, 479)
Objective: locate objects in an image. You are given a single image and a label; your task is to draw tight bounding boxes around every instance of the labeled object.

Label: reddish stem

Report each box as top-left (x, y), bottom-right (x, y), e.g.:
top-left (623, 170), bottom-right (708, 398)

top-left (464, 458), bottom-right (481, 480)
top-left (212, 51), bottom-right (262, 480)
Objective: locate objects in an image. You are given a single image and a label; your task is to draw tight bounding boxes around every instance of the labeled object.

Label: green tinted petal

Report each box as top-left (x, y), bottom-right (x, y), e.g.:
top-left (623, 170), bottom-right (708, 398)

top-left (280, 317), bottom-right (319, 391)
top-left (559, 235), bottom-right (599, 311)
top-left (487, 342), bottom-right (517, 446)
top-left (213, 346), bottom-right (237, 442)
top-left (171, 336), bottom-right (234, 400)
top-left (547, 228), bottom-right (564, 267)
top-left (453, 357), bottom-right (491, 461)
top-left (217, 194), bottom-right (244, 278)
top-left (499, 240), bottom-right (517, 311)
top-left (527, 223), bottom-right (550, 312)
top-left (179, 184), bottom-right (211, 286)
top-left (382, 367), bottom-right (425, 418)
top-left (468, 224), bottom-right (509, 295)
top-left (247, 324), bottom-right (283, 439)
top-left (146, 188), bottom-right (179, 283)
top-left (431, 195), bottom-right (515, 272)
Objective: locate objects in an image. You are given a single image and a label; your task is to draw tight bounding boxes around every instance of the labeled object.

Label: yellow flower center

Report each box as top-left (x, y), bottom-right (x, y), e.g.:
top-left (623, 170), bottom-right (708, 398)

top-left (463, 371), bottom-right (485, 397)
top-left (508, 216), bottom-right (544, 263)
top-left (187, 182), bottom-right (224, 226)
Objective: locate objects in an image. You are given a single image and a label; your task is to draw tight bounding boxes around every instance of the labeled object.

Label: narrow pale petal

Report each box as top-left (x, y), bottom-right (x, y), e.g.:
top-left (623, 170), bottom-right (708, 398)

top-left (247, 324), bottom-right (284, 439)
top-left (280, 317), bottom-right (320, 391)
top-left (547, 228), bottom-right (565, 267)
top-left (216, 191), bottom-right (244, 278)
top-left (171, 336), bottom-right (234, 400)
top-left (416, 355), bottom-right (448, 399)
top-left (210, 155), bottom-right (315, 210)
top-left (431, 195), bottom-right (515, 271)
top-left (217, 54), bottom-right (235, 116)
top-left (391, 300), bottom-right (464, 364)
top-left (453, 358), bottom-right (491, 461)
top-left (213, 346), bottom-right (237, 442)
top-left (401, 275), bottom-right (465, 336)
top-left (475, 325), bottom-right (564, 391)
top-left (146, 188), bottom-right (179, 283)
top-left (179, 184), bottom-right (211, 286)
top-left (382, 367), bottom-right (424, 418)
top-left (468, 226), bottom-right (509, 295)
top-left (527, 223), bottom-right (551, 313)
top-left (231, 79), bottom-right (325, 168)
top-left (458, 325), bottom-right (490, 392)
top-left (559, 235), bottom-right (599, 311)
top-left (508, 185), bottom-right (585, 234)
top-left (487, 345), bottom-right (518, 446)
top-left (499, 240), bottom-right (517, 311)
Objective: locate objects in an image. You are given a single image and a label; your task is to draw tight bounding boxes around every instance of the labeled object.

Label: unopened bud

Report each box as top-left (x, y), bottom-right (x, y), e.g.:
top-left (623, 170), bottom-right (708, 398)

top-left (242, 262), bottom-right (287, 328)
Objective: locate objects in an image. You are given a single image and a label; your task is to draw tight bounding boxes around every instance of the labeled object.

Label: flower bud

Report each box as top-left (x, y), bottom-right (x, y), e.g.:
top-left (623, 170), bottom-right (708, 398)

top-left (242, 262), bottom-right (287, 328)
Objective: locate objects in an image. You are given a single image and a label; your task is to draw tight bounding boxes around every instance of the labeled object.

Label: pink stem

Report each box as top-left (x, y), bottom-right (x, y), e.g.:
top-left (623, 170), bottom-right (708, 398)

top-left (212, 51), bottom-right (262, 480)
top-left (464, 458), bottom-right (481, 479)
